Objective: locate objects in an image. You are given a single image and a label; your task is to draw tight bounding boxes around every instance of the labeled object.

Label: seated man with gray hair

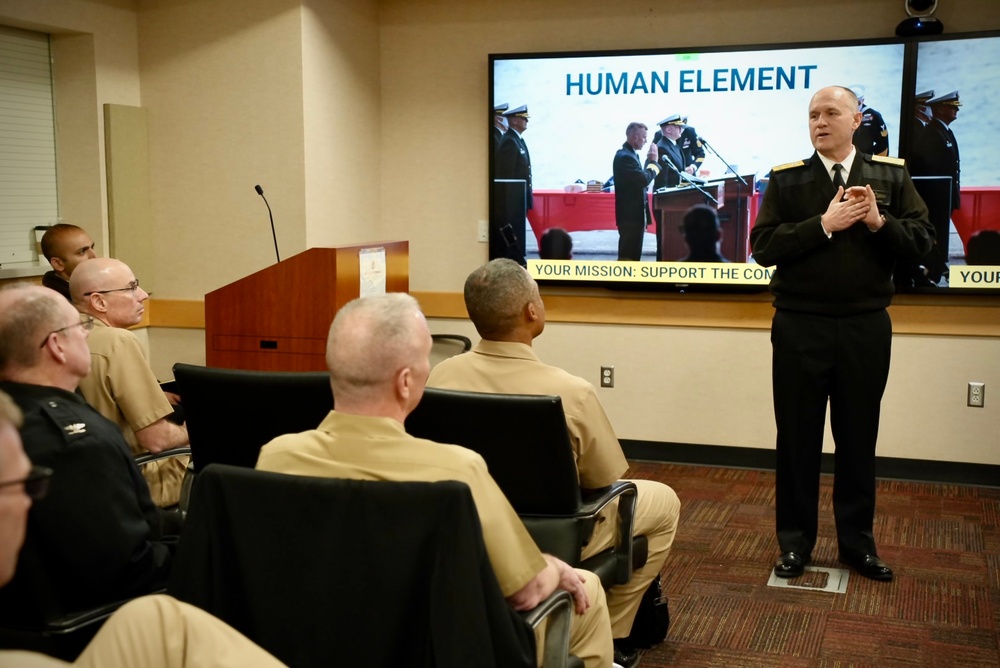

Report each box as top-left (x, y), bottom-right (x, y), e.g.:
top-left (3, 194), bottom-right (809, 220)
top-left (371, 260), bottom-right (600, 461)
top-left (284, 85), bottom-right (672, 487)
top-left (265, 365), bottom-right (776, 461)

top-left (0, 284), bottom-right (175, 627)
top-left (0, 388), bottom-right (286, 667)
top-left (257, 293), bottom-right (615, 668)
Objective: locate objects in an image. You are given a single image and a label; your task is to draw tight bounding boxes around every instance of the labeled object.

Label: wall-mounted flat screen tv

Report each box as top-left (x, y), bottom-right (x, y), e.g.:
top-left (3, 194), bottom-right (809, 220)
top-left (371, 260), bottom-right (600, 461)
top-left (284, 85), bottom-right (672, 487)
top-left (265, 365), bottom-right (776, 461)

top-left (489, 31), bottom-right (1000, 294)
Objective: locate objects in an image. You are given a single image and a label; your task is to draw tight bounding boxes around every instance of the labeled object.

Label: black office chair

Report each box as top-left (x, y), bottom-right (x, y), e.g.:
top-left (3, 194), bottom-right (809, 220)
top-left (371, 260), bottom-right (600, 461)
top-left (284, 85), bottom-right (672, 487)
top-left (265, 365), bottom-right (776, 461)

top-left (172, 363), bottom-right (332, 472)
top-left (430, 333), bottom-right (473, 367)
top-left (0, 555), bottom-right (141, 661)
top-left (169, 465), bottom-right (578, 668)
top-left (1, 462), bottom-right (179, 660)
top-left (405, 387), bottom-right (646, 589)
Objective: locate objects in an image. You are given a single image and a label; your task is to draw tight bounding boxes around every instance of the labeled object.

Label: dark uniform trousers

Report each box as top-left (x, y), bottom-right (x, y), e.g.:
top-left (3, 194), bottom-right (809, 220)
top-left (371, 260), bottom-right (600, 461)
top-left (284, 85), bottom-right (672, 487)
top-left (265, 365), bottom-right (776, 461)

top-left (771, 308), bottom-right (891, 559)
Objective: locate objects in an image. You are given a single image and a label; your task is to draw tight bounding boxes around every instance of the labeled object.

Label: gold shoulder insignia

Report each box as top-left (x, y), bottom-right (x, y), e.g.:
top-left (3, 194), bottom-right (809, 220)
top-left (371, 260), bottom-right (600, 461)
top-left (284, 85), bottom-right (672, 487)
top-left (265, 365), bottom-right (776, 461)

top-left (771, 160), bottom-right (805, 172)
top-left (872, 155), bottom-right (905, 167)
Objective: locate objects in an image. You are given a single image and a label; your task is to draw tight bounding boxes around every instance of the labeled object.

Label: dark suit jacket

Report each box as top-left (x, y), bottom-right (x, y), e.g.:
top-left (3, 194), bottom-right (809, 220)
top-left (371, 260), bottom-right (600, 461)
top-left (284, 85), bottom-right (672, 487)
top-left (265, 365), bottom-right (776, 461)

top-left (653, 138), bottom-right (686, 190)
top-left (910, 119), bottom-right (960, 210)
top-left (496, 130), bottom-right (533, 210)
top-left (750, 152), bottom-right (934, 316)
top-left (613, 142), bottom-right (659, 230)
top-left (0, 382), bottom-right (174, 625)
top-left (492, 125), bottom-right (506, 153)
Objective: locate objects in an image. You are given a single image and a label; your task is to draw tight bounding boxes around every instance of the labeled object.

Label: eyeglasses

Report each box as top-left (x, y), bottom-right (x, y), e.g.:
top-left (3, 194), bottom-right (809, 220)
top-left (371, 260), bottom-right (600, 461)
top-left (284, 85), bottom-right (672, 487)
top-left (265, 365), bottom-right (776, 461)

top-left (0, 466), bottom-right (53, 501)
top-left (39, 314), bottom-right (95, 348)
top-left (83, 279), bottom-right (140, 297)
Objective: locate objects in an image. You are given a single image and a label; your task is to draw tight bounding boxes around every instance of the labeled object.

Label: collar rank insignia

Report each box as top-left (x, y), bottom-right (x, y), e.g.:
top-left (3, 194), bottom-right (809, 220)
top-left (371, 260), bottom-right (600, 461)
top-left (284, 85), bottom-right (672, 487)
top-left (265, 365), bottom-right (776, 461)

top-left (64, 423), bottom-right (87, 435)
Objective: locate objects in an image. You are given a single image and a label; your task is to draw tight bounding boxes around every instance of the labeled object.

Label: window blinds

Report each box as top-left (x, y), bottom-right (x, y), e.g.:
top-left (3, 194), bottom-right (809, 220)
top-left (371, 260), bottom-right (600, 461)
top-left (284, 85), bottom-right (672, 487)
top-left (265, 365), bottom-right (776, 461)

top-left (0, 24), bottom-right (57, 265)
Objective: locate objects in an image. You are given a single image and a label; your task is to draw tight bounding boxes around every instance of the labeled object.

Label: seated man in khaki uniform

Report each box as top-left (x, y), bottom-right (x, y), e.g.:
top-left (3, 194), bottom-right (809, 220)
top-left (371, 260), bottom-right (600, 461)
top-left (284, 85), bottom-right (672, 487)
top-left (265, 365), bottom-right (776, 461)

top-left (428, 258), bottom-right (681, 664)
top-left (256, 293), bottom-right (615, 668)
top-left (70, 259), bottom-right (189, 507)
top-left (0, 390), bottom-right (286, 668)
top-left (39, 224), bottom-right (98, 302)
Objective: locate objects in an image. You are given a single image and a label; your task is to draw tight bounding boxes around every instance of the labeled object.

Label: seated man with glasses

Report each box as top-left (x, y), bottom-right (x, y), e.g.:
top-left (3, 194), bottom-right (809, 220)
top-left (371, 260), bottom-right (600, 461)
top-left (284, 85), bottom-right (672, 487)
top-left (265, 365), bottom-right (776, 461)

top-left (0, 389), bottom-right (287, 667)
top-left (70, 259), bottom-right (189, 508)
top-left (0, 284), bottom-right (177, 628)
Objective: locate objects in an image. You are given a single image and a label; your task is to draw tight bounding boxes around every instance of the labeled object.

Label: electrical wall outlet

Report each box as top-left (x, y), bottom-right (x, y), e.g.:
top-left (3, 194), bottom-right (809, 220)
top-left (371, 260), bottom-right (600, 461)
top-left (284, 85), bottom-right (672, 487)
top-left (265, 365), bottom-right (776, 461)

top-left (477, 220), bottom-right (488, 243)
top-left (600, 366), bottom-right (614, 388)
top-left (968, 382), bottom-right (985, 407)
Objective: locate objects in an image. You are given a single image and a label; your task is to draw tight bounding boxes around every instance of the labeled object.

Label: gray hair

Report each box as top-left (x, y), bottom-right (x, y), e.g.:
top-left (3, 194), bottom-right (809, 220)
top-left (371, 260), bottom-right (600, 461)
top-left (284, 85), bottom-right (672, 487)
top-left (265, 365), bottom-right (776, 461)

top-left (0, 284), bottom-right (64, 374)
top-left (325, 293), bottom-right (426, 401)
top-left (463, 259), bottom-right (535, 339)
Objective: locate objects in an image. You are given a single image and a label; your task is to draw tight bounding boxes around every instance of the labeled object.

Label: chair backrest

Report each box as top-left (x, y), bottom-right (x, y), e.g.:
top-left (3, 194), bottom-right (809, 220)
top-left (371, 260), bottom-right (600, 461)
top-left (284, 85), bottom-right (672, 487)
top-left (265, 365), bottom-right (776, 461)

top-left (168, 465), bottom-right (536, 668)
top-left (405, 388), bottom-right (583, 515)
top-left (430, 333), bottom-right (473, 368)
top-left (172, 363), bottom-right (332, 472)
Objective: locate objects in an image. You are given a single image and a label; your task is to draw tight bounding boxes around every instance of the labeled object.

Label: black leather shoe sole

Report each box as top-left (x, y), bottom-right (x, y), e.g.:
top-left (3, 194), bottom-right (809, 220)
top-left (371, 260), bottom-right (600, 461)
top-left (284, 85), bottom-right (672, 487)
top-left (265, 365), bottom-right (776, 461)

top-left (840, 554), bottom-right (894, 581)
top-left (613, 645), bottom-right (641, 668)
top-left (773, 551), bottom-right (809, 578)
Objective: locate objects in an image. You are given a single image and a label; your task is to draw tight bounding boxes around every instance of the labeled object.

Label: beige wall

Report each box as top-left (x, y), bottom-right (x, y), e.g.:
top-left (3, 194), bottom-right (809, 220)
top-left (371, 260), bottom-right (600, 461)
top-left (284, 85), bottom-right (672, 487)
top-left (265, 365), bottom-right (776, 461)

top-left (301, 0), bottom-right (381, 248)
top-left (3, 0), bottom-right (998, 465)
top-left (0, 0), bottom-right (142, 257)
top-left (136, 0), bottom-right (309, 298)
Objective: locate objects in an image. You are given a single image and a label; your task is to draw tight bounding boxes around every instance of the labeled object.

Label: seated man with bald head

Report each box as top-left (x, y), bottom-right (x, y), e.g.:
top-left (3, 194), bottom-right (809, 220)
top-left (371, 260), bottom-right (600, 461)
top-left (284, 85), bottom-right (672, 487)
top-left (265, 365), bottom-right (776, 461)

top-left (40, 224), bottom-right (97, 302)
top-left (0, 285), bottom-right (175, 626)
top-left (256, 293), bottom-right (615, 668)
top-left (70, 259), bottom-right (189, 508)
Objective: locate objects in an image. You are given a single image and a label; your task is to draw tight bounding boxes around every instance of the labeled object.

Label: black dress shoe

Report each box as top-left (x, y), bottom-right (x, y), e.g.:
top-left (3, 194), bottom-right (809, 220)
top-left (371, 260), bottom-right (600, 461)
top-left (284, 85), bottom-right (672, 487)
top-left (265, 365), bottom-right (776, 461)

top-left (773, 551), bottom-right (809, 578)
top-left (840, 554), bottom-right (893, 581)
top-left (613, 643), bottom-right (641, 668)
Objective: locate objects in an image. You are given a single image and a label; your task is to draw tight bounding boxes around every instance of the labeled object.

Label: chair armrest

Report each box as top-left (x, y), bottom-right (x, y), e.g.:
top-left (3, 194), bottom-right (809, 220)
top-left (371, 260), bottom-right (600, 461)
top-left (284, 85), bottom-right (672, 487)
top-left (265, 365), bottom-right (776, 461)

top-left (524, 481), bottom-right (638, 585)
top-left (134, 447), bottom-right (192, 467)
top-left (520, 589), bottom-right (574, 668)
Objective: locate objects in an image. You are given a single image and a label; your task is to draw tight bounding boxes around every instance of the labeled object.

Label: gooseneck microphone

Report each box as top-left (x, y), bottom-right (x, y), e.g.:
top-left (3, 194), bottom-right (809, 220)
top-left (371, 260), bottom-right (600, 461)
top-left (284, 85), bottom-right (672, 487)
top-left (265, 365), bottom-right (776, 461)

top-left (255, 184), bottom-right (280, 263)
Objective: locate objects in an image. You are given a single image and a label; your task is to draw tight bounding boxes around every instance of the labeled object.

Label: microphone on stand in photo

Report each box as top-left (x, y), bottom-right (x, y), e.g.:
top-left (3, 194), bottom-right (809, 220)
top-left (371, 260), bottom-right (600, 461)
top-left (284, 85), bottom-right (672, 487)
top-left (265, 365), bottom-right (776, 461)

top-left (255, 184), bottom-right (281, 263)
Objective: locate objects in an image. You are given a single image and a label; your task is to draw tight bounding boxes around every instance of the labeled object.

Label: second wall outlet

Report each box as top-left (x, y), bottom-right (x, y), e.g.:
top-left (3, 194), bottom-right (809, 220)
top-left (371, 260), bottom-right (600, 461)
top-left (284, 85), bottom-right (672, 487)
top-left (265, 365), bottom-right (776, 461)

top-left (968, 382), bottom-right (985, 407)
top-left (600, 366), bottom-right (614, 388)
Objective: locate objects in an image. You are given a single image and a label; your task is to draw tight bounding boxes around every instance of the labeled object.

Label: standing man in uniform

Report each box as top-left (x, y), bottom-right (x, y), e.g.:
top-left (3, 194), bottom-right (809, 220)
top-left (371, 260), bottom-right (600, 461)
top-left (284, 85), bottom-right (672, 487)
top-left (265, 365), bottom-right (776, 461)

top-left (679, 117), bottom-right (706, 174)
top-left (495, 105), bottom-right (534, 264)
top-left (612, 122), bottom-right (660, 261)
top-left (911, 90), bottom-right (962, 212)
top-left (492, 102), bottom-right (509, 153)
top-left (750, 86), bottom-right (933, 583)
top-left (850, 86), bottom-right (890, 157)
top-left (911, 89), bottom-right (934, 144)
top-left (653, 114), bottom-right (696, 261)
top-left (39, 224), bottom-right (97, 302)
top-left (496, 105), bottom-right (533, 212)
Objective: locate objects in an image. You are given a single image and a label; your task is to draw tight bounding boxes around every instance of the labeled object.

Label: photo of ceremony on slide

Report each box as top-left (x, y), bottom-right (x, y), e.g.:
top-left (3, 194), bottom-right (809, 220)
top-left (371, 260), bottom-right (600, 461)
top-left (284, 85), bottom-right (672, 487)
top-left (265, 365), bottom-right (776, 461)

top-left (490, 35), bottom-right (1000, 292)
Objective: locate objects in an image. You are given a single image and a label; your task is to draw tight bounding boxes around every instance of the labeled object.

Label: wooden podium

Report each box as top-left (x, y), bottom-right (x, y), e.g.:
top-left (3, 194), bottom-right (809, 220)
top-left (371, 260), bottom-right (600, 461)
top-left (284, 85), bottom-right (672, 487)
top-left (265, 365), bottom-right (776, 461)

top-left (205, 242), bottom-right (409, 371)
top-left (653, 174), bottom-right (756, 262)
top-left (708, 174), bottom-right (756, 263)
top-left (654, 184), bottom-right (723, 261)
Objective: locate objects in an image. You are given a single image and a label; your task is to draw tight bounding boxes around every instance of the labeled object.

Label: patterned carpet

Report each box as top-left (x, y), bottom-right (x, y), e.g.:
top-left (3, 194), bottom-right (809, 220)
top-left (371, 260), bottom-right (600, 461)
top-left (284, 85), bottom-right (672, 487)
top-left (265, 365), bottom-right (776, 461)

top-left (624, 461), bottom-right (1000, 667)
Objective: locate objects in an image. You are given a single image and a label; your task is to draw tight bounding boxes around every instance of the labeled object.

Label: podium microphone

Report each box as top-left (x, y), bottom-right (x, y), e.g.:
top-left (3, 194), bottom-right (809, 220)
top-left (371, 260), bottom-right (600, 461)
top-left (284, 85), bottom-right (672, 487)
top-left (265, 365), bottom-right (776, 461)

top-left (255, 184), bottom-right (280, 263)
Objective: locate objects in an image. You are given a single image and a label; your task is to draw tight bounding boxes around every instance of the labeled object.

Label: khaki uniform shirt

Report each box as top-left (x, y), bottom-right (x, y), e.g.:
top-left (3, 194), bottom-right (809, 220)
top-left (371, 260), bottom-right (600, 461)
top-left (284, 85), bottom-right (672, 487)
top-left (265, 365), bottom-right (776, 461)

top-left (256, 411), bottom-right (547, 597)
top-left (427, 340), bottom-right (627, 489)
top-left (77, 320), bottom-right (187, 507)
